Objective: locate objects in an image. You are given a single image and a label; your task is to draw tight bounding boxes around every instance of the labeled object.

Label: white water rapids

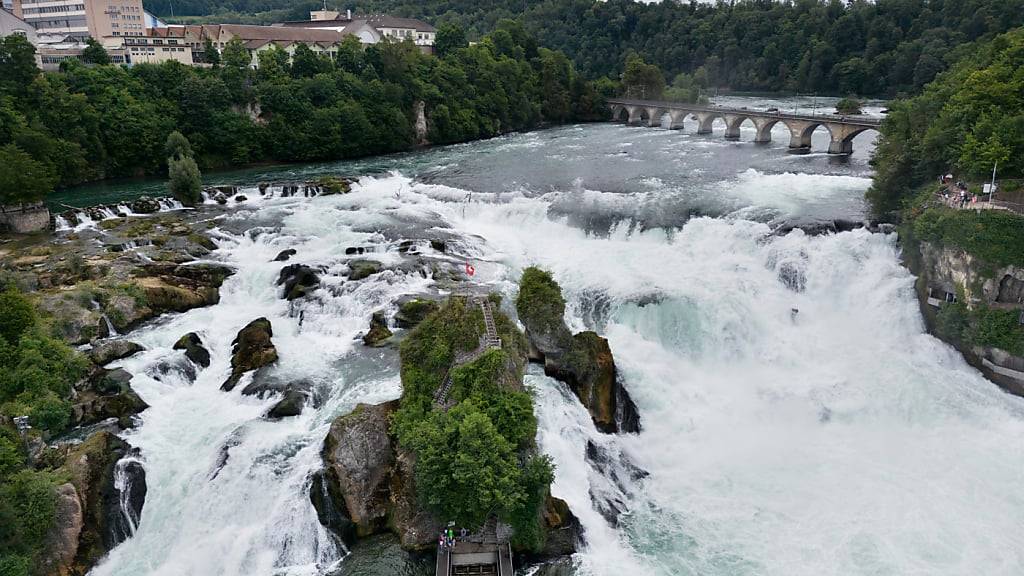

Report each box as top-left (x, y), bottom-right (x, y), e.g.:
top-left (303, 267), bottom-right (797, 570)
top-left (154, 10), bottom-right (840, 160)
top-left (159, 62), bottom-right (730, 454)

top-left (88, 129), bottom-right (1024, 576)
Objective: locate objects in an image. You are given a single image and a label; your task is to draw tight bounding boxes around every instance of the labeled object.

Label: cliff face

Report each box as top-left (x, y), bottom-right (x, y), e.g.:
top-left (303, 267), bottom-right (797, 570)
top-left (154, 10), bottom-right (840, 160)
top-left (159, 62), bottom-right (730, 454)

top-left (906, 234), bottom-right (1024, 396)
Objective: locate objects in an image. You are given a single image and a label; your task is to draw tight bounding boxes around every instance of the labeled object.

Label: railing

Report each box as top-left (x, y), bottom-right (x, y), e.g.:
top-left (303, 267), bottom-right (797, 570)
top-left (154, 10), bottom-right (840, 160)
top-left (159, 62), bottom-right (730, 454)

top-left (433, 298), bottom-right (503, 408)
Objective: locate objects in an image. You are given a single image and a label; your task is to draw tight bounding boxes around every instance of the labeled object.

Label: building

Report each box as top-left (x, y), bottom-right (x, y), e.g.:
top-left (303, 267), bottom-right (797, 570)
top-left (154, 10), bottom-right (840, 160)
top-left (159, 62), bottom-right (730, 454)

top-left (11, 0), bottom-right (145, 40)
top-left (0, 6), bottom-right (36, 42)
top-left (104, 32), bottom-right (192, 65)
top-left (276, 10), bottom-right (436, 51)
top-left (150, 24), bottom-right (359, 68)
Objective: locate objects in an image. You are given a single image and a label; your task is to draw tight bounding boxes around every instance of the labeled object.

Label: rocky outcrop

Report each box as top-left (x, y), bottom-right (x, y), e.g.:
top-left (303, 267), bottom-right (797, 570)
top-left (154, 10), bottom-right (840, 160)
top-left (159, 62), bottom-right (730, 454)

top-left (71, 368), bottom-right (148, 430)
top-left (394, 299), bottom-right (439, 329)
top-left (516, 268), bottom-right (640, 433)
top-left (38, 482), bottom-right (84, 576)
top-left (133, 263), bottom-right (234, 314)
top-left (311, 400), bottom-right (442, 550)
top-left (414, 101), bottom-right (429, 146)
top-left (41, 432), bottom-right (146, 576)
top-left (222, 318), bottom-right (278, 391)
top-left (173, 332), bottom-right (210, 368)
top-left (318, 401), bottom-right (399, 539)
top-left (908, 239), bottom-right (1024, 396)
top-left (362, 311), bottom-right (392, 347)
top-left (89, 340), bottom-right (143, 366)
top-left (538, 496), bottom-right (582, 559)
top-left (277, 264), bottom-right (320, 301)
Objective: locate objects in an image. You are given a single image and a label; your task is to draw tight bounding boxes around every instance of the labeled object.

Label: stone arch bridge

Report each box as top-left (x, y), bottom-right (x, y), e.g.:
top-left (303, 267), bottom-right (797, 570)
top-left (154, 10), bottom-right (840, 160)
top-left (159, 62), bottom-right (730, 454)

top-left (607, 98), bottom-right (882, 155)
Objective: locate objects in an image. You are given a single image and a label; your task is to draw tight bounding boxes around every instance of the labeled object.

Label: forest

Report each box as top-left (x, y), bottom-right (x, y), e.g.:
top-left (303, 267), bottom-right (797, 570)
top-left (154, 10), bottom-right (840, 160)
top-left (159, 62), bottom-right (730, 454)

top-left (0, 21), bottom-right (605, 201)
top-left (868, 27), bottom-right (1024, 216)
top-left (148, 0), bottom-right (1024, 98)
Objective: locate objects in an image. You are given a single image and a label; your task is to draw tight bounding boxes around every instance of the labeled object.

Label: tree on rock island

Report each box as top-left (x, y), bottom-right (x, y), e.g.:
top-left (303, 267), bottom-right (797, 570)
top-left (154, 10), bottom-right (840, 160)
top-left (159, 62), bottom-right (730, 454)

top-left (165, 131), bottom-right (202, 206)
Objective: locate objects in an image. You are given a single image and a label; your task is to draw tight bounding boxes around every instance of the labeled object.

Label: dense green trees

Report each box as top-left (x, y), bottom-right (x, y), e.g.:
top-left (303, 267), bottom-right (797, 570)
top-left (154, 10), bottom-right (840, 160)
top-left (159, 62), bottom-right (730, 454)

top-left (868, 28), bottom-right (1024, 216)
top-left (0, 288), bottom-right (91, 575)
top-left (0, 146), bottom-right (56, 206)
top-left (150, 0), bottom-right (1024, 98)
top-left (0, 23), bottom-right (601, 196)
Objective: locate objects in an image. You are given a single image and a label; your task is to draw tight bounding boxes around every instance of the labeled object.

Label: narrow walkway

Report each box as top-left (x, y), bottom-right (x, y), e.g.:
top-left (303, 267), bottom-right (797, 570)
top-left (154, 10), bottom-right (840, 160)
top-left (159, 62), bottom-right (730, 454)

top-left (433, 297), bottom-right (503, 409)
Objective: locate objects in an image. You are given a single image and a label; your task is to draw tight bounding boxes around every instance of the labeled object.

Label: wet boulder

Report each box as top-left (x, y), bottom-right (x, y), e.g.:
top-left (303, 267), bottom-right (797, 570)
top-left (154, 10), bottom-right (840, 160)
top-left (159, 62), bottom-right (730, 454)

top-left (318, 401), bottom-right (399, 540)
top-left (516, 268), bottom-right (574, 360)
top-left (362, 311), bottom-right (392, 347)
top-left (277, 264), bottom-right (320, 301)
top-left (539, 495), bottom-right (582, 558)
top-left (134, 263), bottom-right (234, 314)
top-left (37, 483), bottom-right (84, 576)
top-left (266, 388), bottom-right (308, 419)
top-left (394, 299), bottom-right (439, 329)
top-left (348, 259), bottom-right (382, 281)
top-left (173, 332), bottom-right (211, 368)
top-left (273, 249), bottom-right (297, 262)
top-left (89, 340), bottom-right (144, 366)
top-left (222, 318), bottom-right (278, 391)
top-left (129, 196), bottom-right (160, 215)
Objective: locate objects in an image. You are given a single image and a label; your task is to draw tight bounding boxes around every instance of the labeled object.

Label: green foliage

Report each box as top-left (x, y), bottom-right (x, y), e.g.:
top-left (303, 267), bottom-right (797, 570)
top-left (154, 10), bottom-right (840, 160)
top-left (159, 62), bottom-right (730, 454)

top-left (203, 38), bottom-right (220, 67)
top-left (869, 28), bottom-right (1024, 216)
top-left (165, 130), bottom-right (193, 161)
top-left (0, 290), bottom-right (89, 436)
top-left (621, 52), bottom-right (664, 100)
top-left (664, 71), bottom-right (708, 105)
top-left (912, 208), bottom-right (1024, 270)
top-left (934, 301), bottom-right (969, 344)
top-left (435, 23), bottom-right (468, 58)
top-left (516, 267), bottom-right (566, 336)
top-left (0, 469), bottom-right (58, 564)
top-left (835, 97), bottom-right (863, 115)
top-left (81, 38), bottom-right (111, 66)
top-left (0, 145), bottom-right (56, 205)
top-left (167, 131), bottom-right (203, 207)
top-left (393, 296), bottom-right (552, 537)
top-left (0, 36), bottom-right (38, 99)
top-left (146, 0), bottom-right (1024, 99)
top-left (0, 290), bottom-right (35, 346)
top-left (969, 307), bottom-right (1024, 356)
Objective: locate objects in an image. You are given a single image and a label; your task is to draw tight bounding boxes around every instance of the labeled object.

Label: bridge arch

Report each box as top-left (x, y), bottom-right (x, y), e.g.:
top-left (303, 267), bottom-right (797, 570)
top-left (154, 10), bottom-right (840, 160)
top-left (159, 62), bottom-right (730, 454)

top-left (695, 112), bottom-right (723, 135)
top-left (610, 105), bottom-right (629, 123)
top-left (782, 119), bottom-right (825, 152)
top-left (825, 124), bottom-right (875, 155)
top-left (752, 118), bottom-right (780, 143)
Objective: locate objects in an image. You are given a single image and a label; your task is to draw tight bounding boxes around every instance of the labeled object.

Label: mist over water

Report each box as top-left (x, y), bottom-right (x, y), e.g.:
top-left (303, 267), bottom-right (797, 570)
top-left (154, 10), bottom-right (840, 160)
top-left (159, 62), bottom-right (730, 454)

top-left (84, 98), bottom-right (1024, 576)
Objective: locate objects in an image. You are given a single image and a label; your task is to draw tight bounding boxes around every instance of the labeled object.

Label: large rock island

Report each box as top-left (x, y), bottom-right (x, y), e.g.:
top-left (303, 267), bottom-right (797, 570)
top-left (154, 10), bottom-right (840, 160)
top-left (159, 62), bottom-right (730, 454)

top-left (312, 294), bottom-right (581, 563)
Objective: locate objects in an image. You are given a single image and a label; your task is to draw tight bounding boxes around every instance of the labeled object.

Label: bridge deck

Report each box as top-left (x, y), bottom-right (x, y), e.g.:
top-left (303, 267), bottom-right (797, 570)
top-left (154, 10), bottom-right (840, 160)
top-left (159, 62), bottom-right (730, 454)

top-left (606, 97), bottom-right (881, 127)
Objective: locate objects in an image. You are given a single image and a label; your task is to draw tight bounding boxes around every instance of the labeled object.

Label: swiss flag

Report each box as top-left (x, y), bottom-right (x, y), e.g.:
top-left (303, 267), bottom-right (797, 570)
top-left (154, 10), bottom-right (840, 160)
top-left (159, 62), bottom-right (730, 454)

top-left (465, 263), bottom-right (476, 277)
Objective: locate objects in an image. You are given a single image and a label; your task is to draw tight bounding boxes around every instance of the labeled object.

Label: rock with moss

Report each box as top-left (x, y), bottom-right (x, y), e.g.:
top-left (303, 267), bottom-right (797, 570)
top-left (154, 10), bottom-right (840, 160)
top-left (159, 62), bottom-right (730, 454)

top-left (394, 299), bottom-right (439, 329)
top-left (516, 267), bottom-right (640, 434)
top-left (316, 175), bottom-right (353, 196)
top-left (133, 263), bottom-right (234, 314)
top-left (363, 311), bottom-right (393, 347)
top-left (173, 332), bottom-right (210, 368)
top-left (348, 260), bottom-right (382, 281)
top-left (515, 268), bottom-right (573, 360)
top-left (266, 388), bottom-right (307, 419)
top-left (222, 318), bottom-right (278, 391)
top-left (72, 368), bottom-right (148, 429)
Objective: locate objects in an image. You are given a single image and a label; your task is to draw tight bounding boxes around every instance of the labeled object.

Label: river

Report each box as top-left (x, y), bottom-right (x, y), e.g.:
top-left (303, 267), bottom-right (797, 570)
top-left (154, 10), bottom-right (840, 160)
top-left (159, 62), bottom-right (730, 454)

top-left (83, 96), bottom-right (1024, 576)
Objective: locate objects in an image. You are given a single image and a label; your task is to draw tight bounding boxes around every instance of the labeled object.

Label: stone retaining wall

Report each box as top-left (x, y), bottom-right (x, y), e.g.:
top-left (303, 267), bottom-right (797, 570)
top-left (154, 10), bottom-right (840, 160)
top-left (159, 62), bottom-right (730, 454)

top-left (0, 203), bottom-right (51, 234)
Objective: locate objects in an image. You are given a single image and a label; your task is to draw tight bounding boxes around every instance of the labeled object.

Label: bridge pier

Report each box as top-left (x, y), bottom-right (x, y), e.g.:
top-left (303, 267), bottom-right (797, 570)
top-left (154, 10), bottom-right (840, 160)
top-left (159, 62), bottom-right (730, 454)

top-left (695, 112), bottom-right (716, 135)
top-left (828, 139), bottom-right (854, 155)
top-left (753, 118), bottom-right (778, 144)
top-left (668, 110), bottom-right (688, 130)
top-left (723, 114), bottom-right (743, 140)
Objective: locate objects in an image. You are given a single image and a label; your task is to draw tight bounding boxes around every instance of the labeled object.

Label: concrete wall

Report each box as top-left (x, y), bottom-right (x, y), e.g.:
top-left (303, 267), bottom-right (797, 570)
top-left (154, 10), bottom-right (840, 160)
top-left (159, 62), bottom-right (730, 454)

top-left (0, 204), bottom-right (50, 234)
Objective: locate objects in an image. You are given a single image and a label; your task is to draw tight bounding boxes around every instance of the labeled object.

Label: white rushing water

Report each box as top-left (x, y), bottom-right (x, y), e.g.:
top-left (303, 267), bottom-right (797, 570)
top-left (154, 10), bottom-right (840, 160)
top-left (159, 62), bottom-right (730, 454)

top-left (88, 126), bottom-right (1024, 576)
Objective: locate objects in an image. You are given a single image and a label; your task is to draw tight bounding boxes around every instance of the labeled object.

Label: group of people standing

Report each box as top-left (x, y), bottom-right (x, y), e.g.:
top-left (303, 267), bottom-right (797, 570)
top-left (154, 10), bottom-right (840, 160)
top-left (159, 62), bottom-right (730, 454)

top-left (438, 526), bottom-right (469, 551)
top-left (939, 174), bottom-right (979, 208)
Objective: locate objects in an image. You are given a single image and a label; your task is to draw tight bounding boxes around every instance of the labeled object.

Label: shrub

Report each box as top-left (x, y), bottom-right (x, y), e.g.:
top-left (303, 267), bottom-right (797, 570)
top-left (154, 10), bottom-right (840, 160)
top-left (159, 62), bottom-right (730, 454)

top-left (0, 290), bottom-right (34, 346)
top-left (835, 96), bottom-right (863, 115)
top-left (168, 155), bottom-right (203, 207)
top-left (516, 267), bottom-right (567, 336)
top-left (969, 307), bottom-right (1024, 356)
top-left (912, 208), bottom-right (1024, 271)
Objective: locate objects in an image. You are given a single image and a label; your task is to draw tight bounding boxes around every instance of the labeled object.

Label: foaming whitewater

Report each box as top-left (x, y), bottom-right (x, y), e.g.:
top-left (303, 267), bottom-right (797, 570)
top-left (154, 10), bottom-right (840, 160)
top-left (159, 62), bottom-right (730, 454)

top-left (396, 174), bottom-right (1024, 575)
top-left (86, 122), bottom-right (1024, 576)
